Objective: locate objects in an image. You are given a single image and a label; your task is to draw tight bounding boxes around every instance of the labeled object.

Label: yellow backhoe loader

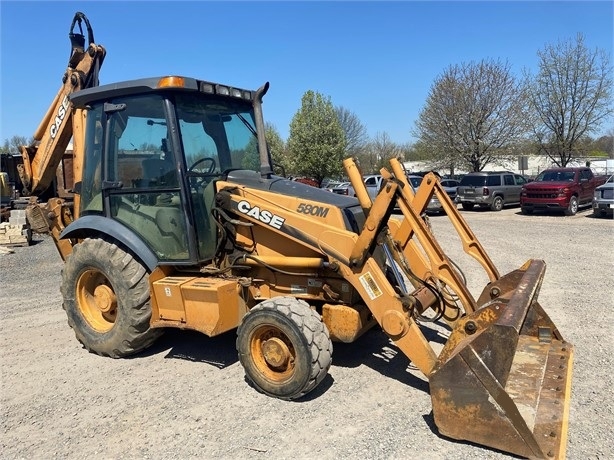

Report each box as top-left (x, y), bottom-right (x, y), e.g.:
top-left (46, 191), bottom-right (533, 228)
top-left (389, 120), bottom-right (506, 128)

top-left (21, 12), bottom-right (573, 459)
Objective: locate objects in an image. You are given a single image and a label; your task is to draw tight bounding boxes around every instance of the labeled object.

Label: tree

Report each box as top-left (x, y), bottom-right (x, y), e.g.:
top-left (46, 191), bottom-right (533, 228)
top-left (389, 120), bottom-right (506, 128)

top-left (414, 59), bottom-right (529, 172)
top-left (335, 106), bottom-right (368, 157)
top-left (594, 131), bottom-right (614, 158)
top-left (231, 123), bottom-right (289, 173)
top-left (1, 136), bottom-right (30, 155)
top-left (287, 90), bottom-right (346, 186)
top-left (265, 122), bottom-right (290, 174)
top-left (525, 34), bottom-right (613, 166)
top-left (358, 132), bottom-right (402, 174)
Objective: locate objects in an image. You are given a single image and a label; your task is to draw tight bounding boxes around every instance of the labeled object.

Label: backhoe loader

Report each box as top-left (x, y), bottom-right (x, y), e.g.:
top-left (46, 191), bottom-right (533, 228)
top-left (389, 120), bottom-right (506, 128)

top-left (20, 12), bottom-right (573, 459)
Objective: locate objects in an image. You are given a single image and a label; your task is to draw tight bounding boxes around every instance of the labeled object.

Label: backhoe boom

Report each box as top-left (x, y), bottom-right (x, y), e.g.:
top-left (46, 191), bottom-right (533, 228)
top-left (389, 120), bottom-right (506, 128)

top-left (18, 12), bottom-right (105, 196)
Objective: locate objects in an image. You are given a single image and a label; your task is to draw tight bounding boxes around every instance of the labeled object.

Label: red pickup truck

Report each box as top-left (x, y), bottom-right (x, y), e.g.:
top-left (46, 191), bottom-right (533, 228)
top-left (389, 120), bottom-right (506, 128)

top-left (520, 167), bottom-right (607, 216)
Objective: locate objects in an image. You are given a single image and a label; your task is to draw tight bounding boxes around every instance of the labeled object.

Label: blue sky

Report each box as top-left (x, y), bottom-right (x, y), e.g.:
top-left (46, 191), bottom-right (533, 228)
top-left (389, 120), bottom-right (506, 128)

top-left (1, 1), bottom-right (612, 146)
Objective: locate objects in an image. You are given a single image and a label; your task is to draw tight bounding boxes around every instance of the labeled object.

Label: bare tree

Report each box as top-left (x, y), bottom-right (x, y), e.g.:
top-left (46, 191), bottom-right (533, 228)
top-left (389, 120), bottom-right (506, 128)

top-left (525, 34), bottom-right (613, 166)
top-left (1, 136), bottom-right (30, 155)
top-left (335, 106), bottom-right (368, 157)
top-left (414, 59), bottom-right (529, 172)
top-left (356, 132), bottom-right (402, 174)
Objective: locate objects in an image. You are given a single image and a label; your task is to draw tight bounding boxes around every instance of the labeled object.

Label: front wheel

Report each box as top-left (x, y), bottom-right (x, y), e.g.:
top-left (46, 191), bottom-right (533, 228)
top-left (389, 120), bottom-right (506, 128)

top-left (521, 207), bottom-right (533, 215)
top-left (565, 196), bottom-right (578, 216)
top-left (237, 297), bottom-right (332, 400)
top-left (61, 238), bottom-right (163, 358)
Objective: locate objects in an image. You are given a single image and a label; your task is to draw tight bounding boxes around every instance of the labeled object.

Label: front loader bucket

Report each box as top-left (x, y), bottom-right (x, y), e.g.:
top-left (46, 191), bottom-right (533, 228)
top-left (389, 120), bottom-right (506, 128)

top-left (430, 260), bottom-right (573, 459)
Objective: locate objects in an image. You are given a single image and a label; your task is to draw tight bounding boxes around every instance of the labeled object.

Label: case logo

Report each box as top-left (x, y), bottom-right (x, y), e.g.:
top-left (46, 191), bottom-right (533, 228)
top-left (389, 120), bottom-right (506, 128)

top-left (50, 95), bottom-right (70, 139)
top-left (237, 200), bottom-right (285, 230)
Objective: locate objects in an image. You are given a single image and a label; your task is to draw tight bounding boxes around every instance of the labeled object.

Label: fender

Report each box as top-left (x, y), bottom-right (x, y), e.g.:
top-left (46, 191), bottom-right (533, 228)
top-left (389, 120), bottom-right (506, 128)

top-left (60, 215), bottom-right (158, 271)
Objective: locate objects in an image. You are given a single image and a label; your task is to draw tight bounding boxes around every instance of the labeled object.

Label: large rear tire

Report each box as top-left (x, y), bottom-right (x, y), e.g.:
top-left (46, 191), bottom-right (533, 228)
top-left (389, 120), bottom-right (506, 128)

top-left (60, 237), bottom-right (163, 358)
top-left (237, 297), bottom-right (332, 400)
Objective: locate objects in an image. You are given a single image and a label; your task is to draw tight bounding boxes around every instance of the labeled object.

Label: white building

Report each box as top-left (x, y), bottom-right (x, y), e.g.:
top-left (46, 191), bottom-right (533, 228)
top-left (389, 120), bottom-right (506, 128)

top-left (403, 157), bottom-right (614, 178)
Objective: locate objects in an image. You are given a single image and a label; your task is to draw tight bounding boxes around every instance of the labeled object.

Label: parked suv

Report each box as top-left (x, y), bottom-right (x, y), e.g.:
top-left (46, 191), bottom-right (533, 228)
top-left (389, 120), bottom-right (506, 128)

top-left (456, 171), bottom-right (527, 211)
top-left (346, 174), bottom-right (383, 201)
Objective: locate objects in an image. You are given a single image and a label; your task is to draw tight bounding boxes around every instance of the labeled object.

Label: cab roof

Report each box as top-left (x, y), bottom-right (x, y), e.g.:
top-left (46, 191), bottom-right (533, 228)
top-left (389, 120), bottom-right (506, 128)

top-left (70, 76), bottom-right (255, 107)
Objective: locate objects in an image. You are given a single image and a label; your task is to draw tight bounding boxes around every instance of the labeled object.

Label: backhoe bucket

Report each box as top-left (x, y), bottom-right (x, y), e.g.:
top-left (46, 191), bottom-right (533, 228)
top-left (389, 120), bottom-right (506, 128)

top-left (429, 260), bottom-right (573, 459)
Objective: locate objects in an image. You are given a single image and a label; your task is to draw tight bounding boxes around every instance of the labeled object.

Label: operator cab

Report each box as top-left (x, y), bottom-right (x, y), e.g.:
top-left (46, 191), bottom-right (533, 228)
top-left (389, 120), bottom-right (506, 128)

top-left (72, 76), bottom-right (266, 265)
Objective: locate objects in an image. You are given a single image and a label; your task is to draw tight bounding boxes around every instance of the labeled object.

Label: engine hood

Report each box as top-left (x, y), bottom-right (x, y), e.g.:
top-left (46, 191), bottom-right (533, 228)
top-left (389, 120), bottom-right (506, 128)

top-left (525, 181), bottom-right (570, 189)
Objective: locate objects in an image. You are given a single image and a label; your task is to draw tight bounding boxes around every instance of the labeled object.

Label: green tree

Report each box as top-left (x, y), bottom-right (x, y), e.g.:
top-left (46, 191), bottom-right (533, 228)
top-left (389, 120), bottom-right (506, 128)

top-left (525, 34), bottom-right (613, 166)
top-left (230, 123), bottom-right (288, 173)
top-left (593, 131), bottom-right (614, 158)
top-left (287, 91), bottom-right (346, 186)
top-left (414, 59), bottom-right (529, 172)
top-left (265, 122), bottom-right (290, 175)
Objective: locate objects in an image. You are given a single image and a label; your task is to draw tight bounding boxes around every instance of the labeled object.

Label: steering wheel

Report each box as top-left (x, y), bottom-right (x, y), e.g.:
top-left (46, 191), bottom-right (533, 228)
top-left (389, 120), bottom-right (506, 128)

top-left (188, 157), bottom-right (216, 174)
top-left (188, 157), bottom-right (217, 189)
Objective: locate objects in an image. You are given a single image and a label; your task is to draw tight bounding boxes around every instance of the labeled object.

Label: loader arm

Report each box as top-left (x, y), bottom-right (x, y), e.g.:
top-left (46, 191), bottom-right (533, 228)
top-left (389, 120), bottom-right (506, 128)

top-left (347, 158), bottom-right (573, 459)
top-left (18, 12), bottom-right (106, 196)
top-left (219, 157), bottom-right (573, 459)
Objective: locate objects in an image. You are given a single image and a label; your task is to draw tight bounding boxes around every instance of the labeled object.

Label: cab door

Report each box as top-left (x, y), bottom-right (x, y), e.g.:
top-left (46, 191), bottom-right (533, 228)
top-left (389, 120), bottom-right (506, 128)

top-left (103, 94), bottom-right (192, 262)
top-left (578, 169), bottom-right (593, 204)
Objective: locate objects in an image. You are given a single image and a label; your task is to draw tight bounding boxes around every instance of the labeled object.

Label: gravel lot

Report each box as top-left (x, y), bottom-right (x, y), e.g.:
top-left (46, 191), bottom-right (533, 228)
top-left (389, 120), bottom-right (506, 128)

top-left (1, 205), bottom-right (613, 459)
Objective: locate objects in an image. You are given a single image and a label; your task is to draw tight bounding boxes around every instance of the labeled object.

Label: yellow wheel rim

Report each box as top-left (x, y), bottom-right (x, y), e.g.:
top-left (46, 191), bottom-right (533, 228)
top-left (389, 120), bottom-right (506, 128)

top-left (76, 269), bottom-right (117, 332)
top-left (250, 325), bottom-right (296, 383)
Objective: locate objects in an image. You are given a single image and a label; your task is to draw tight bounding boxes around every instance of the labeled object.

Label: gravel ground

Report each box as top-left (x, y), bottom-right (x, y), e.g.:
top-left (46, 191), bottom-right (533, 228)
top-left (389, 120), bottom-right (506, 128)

top-left (1, 205), bottom-right (613, 459)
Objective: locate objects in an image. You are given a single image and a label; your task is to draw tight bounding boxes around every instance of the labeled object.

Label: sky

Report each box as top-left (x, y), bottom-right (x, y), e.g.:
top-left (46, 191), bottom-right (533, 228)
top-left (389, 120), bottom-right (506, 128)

top-left (1, 1), bottom-right (612, 146)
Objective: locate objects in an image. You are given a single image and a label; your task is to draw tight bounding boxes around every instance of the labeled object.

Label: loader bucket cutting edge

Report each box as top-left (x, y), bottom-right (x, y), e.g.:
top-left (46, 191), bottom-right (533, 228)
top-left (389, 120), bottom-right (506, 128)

top-left (429, 260), bottom-right (573, 459)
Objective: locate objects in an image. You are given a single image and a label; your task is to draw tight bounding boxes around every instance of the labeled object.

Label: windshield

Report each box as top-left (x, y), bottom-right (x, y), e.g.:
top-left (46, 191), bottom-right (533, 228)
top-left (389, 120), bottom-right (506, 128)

top-left (407, 176), bottom-right (423, 189)
top-left (460, 176), bottom-right (487, 187)
top-left (535, 170), bottom-right (575, 182)
top-left (174, 93), bottom-right (260, 175)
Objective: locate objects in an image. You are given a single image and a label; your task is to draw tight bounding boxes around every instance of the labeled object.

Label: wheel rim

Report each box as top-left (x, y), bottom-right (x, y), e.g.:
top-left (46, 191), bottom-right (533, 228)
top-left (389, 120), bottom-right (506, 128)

top-left (76, 269), bottom-right (117, 332)
top-left (571, 199), bottom-right (578, 213)
top-left (250, 325), bottom-right (296, 383)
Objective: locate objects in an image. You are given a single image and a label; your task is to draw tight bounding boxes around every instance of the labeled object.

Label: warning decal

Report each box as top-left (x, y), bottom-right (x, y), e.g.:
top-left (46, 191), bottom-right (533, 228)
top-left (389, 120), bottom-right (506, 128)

top-left (359, 272), bottom-right (382, 300)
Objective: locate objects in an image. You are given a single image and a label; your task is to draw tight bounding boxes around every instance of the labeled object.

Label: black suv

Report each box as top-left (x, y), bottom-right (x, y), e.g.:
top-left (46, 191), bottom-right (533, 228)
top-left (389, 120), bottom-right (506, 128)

top-left (456, 171), bottom-right (527, 211)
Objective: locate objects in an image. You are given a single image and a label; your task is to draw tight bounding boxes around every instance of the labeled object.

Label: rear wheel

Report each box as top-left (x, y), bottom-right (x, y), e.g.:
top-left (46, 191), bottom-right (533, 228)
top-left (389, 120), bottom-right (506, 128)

top-left (565, 196), bottom-right (578, 216)
top-left (490, 196), bottom-right (504, 211)
top-left (461, 202), bottom-right (475, 211)
top-left (61, 237), bottom-right (163, 357)
top-left (237, 297), bottom-right (332, 400)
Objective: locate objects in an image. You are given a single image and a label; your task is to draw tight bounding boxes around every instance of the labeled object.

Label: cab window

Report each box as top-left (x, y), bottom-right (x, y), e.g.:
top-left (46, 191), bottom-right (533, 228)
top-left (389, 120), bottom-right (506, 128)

top-left (105, 94), bottom-right (189, 261)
